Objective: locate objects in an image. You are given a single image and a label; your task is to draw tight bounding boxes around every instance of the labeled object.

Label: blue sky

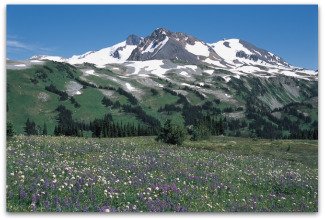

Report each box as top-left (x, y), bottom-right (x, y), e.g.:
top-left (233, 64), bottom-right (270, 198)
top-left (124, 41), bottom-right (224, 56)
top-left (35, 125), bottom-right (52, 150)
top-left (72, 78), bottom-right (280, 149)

top-left (7, 5), bottom-right (318, 69)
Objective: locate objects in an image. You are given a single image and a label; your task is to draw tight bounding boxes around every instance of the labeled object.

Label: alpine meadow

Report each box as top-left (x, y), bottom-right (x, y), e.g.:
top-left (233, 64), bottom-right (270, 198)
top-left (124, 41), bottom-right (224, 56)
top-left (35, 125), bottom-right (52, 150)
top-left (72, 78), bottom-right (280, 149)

top-left (6, 5), bottom-right (318, 212)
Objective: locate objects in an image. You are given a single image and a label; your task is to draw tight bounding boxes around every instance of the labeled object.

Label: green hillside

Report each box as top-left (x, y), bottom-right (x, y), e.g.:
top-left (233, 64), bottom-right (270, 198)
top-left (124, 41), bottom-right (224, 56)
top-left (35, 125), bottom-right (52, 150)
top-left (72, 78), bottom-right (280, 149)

top-left (7, 61), bottom-right (318, 139)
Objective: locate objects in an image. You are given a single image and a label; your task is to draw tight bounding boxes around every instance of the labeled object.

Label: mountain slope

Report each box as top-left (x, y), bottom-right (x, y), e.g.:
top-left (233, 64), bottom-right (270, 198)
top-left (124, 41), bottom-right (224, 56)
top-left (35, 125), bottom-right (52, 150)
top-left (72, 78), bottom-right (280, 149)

top-left (127, 28), bottom-right (222, 65)
top-left (30, 34), bottom-right (143, 68)
top-left (7, 28), bottom-right (318, 139)
top-left (28, 28), bottom-right (317, 81)
top-left (209, 38), bottom-right (289, 68)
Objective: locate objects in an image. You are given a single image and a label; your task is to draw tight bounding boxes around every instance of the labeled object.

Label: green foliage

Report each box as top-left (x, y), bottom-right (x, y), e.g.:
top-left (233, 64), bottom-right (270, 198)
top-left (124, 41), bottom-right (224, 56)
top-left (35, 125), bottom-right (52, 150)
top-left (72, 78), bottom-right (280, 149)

top-left (6, 121), bottom-right (14, 137)
top-left (150, 88), bottom-right (159, 96)
top-left (191, 123), bottom-right (211, 141)
top-left (156, 119), bottom-right (186, 145)
top-left (24, 118), bottom-right (38, 136)
top-left (42, 123), bottom-right (48, 135)
top-left (101, 96), bottom-right (114, 107)
top-left (45, 84), bottom-right (69, 101)
top-left (54, 105), bottom-right (83, 137)
top-left (117, 87), bottom-right (138, 105)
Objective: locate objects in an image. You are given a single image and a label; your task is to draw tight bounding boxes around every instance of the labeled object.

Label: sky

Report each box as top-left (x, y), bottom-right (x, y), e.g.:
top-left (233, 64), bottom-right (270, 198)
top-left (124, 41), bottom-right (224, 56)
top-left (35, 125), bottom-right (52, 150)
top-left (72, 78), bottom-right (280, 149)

top-left (7, 5), bottom-right (318, 69)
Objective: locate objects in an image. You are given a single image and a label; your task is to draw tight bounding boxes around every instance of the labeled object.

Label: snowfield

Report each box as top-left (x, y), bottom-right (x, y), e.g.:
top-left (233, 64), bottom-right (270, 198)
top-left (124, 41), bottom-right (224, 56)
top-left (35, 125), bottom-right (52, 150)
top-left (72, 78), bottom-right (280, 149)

top-left (209, 39), bottom-right (252, 64)
top-left (185, 41), bottom-right (210, 57)
top-left (125, 83), bottom-right (136, 91)
top-left (125, 60), bottom-right (169, 77)
top-left (179, 71), bottom-right (190, 77)
top-left (68, 41), bottom-right (137, 67)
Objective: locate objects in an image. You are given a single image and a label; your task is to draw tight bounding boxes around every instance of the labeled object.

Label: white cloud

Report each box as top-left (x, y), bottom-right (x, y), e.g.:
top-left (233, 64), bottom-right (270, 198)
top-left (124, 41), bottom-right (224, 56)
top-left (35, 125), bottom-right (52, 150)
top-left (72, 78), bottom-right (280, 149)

top-left (7, 40), bottom-right (33, 51)
top-left (6, 38), bottom-right (55, 54)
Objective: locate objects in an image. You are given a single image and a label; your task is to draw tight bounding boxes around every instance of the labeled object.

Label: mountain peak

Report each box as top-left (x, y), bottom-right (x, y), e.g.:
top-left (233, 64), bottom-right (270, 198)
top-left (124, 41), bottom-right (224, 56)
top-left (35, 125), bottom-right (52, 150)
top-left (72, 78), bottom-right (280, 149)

top-left (154, 27), bottom-right (170, 32)
top-left (151, 27), bottom-right (172, 37)
top-left (126, 34), bottom-right (142, 45)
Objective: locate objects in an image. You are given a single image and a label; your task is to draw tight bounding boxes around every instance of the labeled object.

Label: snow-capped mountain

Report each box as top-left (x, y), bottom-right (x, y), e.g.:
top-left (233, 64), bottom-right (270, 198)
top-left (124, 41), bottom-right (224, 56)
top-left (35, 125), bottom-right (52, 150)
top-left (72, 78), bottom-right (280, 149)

top-left (30, 55), bottom-right (66, 62)
top-left (8, 28), bottom-right (318, 140)
top-left (28, 27), bottom-right (317, 80)
top-left (127, 28), bottom-right (221, 65)
top-left (67, 40), bottom-right (138, 68)
top-left (30, 34), bottom-right (144, 68)
top-left (208, 39), bottom-right (289, 68)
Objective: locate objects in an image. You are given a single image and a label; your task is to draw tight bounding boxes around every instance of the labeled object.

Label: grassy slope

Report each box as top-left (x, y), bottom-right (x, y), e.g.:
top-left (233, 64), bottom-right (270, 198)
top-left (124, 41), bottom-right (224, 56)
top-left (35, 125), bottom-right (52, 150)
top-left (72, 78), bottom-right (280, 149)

top-left (7, 65), bottom-right (64, 134)
top-left (7, 62), bottom-right (318, 136)
top-left (7, 63), bottom-right (147, 133)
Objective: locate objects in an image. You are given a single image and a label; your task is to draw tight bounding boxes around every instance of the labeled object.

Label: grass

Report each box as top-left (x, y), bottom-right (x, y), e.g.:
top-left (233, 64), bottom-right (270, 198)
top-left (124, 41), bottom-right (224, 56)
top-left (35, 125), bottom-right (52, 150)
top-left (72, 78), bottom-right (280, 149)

top-left (141, 91), bottom-right (179, 110)
top-left (6, 62), bottom-right (84, 134)
top-left (7, 68), bottom-right (63, 134)
top-left (8, 63), bottom-right (317, 138)
top-left (7, 135), bottom-right (317, 212)
top-left (70, 88), bottom-right (109, 121)
top-left (83, 75), bottom-right (121, 88)
top-left (110, 108), bottom-right (145, 126)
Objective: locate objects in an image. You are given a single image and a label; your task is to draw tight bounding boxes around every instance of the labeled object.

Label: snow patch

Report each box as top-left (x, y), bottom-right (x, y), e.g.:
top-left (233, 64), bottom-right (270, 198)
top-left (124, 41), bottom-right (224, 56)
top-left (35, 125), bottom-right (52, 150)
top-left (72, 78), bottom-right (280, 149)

top-left (185, 41), bottom-right (210, 57)
top-left (66, 81), bottom-right (83, 96)
top-left (30, 60), bottom-right (43, 63)
top-left (179, 71), bottom-right (190, 77)
top-left (176, 65), bottom-right (197, 71)
top-left (142, 37), bottom-right (169, 54)
top-left (68, 41), bottom-right (137, 67)
top-left (204, 58), bottom-right (227, 67)
top-left (14, 64), bottom-right (26, 67)
top-left (85, 70), bottom-right (96, 75)
top-left (125, 60), bottom-right (168, 77)
top-left (236, 65), bottom-right (261, 73)
top-left (138, 74), bottom-right (149, 77)
top-left (281, 70), bottom-right (299, 77)
top-left (125, 83), bottom-right (136, 91)
top-left (222, 76), bottom-right (231, 83)
top-left (204, 69), bottom-right (214, 75)
top-left (209, 39), bottom-right (252, 65)
top-left (181, 83), bottom-right (193, 87)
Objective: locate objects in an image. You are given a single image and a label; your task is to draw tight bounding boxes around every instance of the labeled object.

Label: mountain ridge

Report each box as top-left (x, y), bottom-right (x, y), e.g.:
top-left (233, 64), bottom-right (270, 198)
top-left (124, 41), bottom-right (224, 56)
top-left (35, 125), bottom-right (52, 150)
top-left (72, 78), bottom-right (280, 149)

top-left (26, 28), bottom-right (318, 79)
